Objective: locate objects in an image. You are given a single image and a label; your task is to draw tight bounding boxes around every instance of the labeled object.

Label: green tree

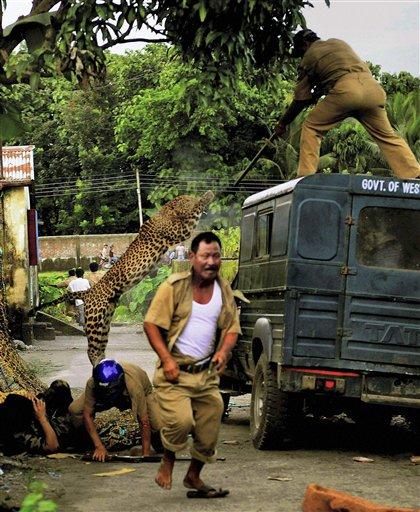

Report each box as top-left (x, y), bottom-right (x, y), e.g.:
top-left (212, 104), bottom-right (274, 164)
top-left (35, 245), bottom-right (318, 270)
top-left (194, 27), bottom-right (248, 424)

top-left (381, 71), bottom-right (420, 96)
top-left (115, 46), bottom-right (293, 226)
top-left (386, 91), bottom-right (420, 159)
top-left (0, 0), bottom-right (327, 88)
top-left (8, 58), bottom-right (140, 235)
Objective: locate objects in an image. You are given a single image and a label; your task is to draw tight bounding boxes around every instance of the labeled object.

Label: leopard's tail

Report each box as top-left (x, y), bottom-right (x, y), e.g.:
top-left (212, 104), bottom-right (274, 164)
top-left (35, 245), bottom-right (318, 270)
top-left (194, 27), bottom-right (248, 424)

top-left (28, 291), bottom-right (88, 316)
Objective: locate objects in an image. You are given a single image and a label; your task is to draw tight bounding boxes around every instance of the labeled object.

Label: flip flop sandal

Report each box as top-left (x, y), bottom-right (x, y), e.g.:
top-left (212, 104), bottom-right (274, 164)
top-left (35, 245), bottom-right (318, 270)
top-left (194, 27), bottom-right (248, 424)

top-left (186, 486), bottom-right (230, 499)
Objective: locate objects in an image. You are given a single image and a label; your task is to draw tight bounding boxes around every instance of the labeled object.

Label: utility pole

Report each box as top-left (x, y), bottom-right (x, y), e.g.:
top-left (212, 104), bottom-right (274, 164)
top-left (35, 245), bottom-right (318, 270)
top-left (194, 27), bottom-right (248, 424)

top-left (135, 167), bottom-right (143, 227)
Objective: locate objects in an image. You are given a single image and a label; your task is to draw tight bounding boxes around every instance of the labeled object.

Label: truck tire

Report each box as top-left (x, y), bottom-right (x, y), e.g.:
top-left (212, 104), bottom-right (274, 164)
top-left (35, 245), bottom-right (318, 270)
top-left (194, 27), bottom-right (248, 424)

top-left (250, 353), bottom-right (300, 450)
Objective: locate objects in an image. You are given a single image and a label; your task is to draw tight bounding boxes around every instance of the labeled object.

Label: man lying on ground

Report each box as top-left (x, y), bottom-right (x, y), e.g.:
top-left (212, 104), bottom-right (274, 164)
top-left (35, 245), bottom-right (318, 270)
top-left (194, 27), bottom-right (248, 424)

top-left (0, 380), bottom-right (74, 455)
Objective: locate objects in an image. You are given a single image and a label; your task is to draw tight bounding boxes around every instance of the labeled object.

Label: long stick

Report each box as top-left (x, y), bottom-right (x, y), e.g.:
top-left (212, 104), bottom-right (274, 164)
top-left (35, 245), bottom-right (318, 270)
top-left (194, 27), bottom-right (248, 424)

top-left (233, 133), bottom-right (276, 187)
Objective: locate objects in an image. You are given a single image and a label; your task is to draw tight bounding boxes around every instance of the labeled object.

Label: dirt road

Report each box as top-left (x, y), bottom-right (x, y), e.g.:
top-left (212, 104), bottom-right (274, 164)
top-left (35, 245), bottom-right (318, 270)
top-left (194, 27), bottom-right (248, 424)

top-left (10, 326), bottom-right (419, 511)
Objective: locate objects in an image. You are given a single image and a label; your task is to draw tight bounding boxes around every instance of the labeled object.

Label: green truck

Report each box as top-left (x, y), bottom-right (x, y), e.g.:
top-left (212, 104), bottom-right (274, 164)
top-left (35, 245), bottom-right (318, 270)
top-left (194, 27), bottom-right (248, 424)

top-left (223, 174), bottom-right (420, 449)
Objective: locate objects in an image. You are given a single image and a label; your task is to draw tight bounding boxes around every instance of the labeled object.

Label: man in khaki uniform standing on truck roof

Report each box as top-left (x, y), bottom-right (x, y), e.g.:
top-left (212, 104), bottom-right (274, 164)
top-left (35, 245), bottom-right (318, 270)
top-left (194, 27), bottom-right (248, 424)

top-left (144, 231), bottom-right (241, 499)
top-left (275, 29), bottom-right (420, 180)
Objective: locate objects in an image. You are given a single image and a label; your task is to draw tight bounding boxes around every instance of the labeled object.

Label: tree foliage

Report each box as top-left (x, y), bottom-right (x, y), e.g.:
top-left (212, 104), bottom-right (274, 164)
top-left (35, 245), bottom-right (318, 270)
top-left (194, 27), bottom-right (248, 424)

top-left (114, 45), bottom-right (294, 226)
top-left (0, 0), bottom-right (325, 89)
top-left (0, 0), bottom-right (327, 141)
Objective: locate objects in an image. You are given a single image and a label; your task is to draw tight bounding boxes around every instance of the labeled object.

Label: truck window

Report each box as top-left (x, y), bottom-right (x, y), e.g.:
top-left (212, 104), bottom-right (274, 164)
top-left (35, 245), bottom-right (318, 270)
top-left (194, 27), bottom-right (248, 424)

top-left (240, 213), bottom-right (255, 262)
top-left (271, 201), bottom-right (291, 256)
top-left (297, 200), bottom-right (340, 260)
top-left (256, 211), bottom-right (273, 258)
top-left (357, 207), bottom-right (420, 271)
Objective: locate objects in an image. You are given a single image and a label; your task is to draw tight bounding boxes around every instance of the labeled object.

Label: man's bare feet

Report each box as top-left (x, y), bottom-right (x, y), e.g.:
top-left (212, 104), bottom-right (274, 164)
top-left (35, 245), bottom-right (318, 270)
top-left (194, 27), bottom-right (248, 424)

top-left (155, 451), bottom-right (175, 490)
top-left (183, 474), bottom-right (205, 490)
top-left (183, 457), bottom-right (206, 490)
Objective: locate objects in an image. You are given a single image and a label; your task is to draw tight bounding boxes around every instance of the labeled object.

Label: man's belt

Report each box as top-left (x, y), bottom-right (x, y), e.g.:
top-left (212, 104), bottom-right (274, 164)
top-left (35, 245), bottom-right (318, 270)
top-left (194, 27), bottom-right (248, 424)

top-left (179, 360), bottom-right (212, 374)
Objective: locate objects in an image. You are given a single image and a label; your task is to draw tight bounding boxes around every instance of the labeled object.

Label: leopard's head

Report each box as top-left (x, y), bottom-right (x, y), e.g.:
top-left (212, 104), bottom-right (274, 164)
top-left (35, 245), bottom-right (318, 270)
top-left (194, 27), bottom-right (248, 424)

top-left (153, 190), bottom-right (214, 245)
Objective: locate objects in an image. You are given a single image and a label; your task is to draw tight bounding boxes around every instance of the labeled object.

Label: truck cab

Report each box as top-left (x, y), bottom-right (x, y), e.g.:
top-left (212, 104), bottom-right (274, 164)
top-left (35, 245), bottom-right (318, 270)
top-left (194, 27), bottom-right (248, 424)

top-left (224, 174), bottom-right (420, 449)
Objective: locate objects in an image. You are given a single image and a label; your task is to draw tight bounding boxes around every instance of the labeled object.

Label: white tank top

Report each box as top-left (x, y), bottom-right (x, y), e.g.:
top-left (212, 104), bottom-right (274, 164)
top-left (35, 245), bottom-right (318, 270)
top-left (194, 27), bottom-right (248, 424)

top-left (175, 281), bottom-right (223, 361)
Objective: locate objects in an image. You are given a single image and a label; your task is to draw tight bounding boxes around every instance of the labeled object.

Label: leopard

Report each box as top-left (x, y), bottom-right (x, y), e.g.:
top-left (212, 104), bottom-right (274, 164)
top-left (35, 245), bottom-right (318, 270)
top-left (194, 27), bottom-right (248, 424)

top-left (31, 191), bottom-right (214, 365)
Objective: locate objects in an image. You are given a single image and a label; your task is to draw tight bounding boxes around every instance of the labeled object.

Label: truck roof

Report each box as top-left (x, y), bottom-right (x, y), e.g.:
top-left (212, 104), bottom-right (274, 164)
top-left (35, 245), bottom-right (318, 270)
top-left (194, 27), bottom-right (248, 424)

top-left (243, 178), bottom-right (303, 208)
top-left (242, 174), bottom-right (420, 208)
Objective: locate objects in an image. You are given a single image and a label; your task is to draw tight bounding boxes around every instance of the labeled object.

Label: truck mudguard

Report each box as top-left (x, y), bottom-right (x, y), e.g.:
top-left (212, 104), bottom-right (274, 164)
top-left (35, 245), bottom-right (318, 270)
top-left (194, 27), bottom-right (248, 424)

top-left (252, 318), bottom-right (274, 363)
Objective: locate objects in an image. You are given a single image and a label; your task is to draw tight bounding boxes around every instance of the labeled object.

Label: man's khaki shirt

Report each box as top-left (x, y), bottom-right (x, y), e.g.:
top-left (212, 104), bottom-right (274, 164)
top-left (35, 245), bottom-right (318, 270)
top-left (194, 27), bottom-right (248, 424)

top-left (84, 362), bottom-right (152, 420)
top-left (144, 271), bottom-right (241, 358)
top-left (294, 38), bottom-right (371, 101)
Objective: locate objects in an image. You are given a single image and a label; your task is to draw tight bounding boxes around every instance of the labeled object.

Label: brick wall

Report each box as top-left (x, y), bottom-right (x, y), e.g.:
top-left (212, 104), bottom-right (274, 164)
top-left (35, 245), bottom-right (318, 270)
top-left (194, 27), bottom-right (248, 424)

top-left (38, 233), bottom-right (138, 271)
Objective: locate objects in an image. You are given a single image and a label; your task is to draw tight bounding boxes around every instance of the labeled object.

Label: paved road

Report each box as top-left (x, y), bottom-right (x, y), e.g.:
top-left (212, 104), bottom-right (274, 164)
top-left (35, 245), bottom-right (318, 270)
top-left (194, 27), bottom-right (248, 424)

top-left (20, 326), bottom-right (419, 512)
top-left (23, 324), bottom-right (156, 388)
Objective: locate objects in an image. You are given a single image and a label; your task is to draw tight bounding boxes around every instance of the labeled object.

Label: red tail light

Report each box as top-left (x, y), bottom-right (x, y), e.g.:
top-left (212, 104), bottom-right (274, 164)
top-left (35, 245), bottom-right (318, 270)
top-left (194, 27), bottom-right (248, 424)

top-left (324, 380), bottom-right (335, 390)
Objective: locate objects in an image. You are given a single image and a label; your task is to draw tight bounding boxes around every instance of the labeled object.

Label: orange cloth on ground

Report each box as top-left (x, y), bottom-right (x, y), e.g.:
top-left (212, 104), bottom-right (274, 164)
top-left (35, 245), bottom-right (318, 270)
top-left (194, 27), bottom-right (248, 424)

top-left (302, 484), bottom-right (418, 512)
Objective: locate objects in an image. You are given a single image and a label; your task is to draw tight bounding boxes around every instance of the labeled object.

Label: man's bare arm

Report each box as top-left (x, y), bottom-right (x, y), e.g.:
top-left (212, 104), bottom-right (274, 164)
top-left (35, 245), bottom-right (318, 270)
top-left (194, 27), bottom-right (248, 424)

top-left (143, 322), bottom-right (179, 382)
top-left (212, 332), bottom-right (238, 373)
top-left (32, 397), bottom-right (59, 453)
top-left (83, 408), bottom-right (107, 462)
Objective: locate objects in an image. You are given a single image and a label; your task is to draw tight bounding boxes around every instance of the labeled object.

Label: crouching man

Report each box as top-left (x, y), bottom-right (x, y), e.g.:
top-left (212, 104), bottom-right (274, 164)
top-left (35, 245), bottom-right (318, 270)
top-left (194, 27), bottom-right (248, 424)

top-left (144, 232), bottom-right (241, 499)
top-left (69, 359), bottom-right (161, 461)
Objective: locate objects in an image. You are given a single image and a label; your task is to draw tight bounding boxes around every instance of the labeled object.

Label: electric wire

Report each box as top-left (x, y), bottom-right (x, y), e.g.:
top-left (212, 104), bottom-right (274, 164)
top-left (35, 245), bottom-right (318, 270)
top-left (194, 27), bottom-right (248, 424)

top-left (35, 186), bottom-right (282, 198)
top-left (35, 181), bottom-right (283, 194)
top-left (34, 173), bottom-right (286, 189)
top-left (34, 173), bottom-right (285, 198)
top-left (35, 179), bottom-right (284, 198)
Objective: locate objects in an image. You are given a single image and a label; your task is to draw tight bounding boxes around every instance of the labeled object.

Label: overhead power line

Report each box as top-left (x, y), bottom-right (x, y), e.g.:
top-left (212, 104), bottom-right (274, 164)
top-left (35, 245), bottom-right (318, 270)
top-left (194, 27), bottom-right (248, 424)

top-left (34, 173), bottom-right (285, 198)
top-left (34, 173), bottom-right (286, 189)
top-left (35, 179), bottom-right (283, 199)
top-left (34, 171), bottom-right (137, 188)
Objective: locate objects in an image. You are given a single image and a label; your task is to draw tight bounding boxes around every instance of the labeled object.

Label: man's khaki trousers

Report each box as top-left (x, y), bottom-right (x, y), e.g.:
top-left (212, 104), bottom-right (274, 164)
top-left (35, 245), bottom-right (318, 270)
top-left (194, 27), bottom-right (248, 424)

top-left (298, 72), bottom-right (420, 179)
top-left (153, 366), bottom-right (224, 463)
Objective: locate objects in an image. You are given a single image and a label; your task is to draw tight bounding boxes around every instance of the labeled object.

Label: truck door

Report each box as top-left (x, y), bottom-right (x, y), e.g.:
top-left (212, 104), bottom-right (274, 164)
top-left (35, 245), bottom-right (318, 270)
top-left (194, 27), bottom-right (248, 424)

top-left (341, 195), bottom-right (420, 366)
top-left (288, 187), bottom-right (351, 361)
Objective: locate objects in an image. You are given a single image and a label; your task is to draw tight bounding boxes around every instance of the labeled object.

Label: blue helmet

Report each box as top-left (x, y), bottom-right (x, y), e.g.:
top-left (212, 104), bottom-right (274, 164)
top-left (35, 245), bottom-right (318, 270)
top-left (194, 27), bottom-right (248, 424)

top-left (92, 359), bottom-right (124, 389)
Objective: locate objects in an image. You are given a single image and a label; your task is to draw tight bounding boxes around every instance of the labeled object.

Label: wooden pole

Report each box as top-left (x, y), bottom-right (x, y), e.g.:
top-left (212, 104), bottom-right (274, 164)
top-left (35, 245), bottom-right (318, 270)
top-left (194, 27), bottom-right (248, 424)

top-left (233, 133), bottom-right (276, 187)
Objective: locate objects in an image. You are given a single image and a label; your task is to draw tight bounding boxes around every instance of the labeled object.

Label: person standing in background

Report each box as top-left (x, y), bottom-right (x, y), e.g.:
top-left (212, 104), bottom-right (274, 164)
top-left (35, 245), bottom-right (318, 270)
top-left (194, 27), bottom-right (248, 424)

top-left (68, 268), bottom-right (90, 326)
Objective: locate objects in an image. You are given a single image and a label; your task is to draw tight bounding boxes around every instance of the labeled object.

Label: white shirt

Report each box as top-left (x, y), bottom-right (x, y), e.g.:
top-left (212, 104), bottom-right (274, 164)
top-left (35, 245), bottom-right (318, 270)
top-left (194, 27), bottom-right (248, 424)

top-left (68, 278), bottom-right (90, 306)
top-left (175, 281), bottom-right (222, 361)
top-left (176, 244), bottom-right (186, 259)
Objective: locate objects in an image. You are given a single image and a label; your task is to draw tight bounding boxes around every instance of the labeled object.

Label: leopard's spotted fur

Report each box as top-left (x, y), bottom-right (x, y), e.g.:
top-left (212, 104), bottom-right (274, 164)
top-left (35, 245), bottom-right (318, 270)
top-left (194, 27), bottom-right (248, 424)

top-left (32, 191), bottom-right (214, 364)
top-left (0, 295), bottom-right (45, 394)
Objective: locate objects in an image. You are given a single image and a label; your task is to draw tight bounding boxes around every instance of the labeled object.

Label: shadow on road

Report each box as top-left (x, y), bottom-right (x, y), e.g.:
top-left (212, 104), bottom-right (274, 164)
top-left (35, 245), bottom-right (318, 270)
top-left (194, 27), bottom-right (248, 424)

top-left (224, 412), bottom-right (419, 455)
top-left (295, 416), bottom-right (418, 454)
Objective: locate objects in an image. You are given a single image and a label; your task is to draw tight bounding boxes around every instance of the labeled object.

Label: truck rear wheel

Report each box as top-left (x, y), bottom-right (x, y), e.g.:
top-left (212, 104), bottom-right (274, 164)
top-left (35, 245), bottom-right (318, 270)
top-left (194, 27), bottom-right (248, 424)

top-left (250, 354), bottom-right (300, 450)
